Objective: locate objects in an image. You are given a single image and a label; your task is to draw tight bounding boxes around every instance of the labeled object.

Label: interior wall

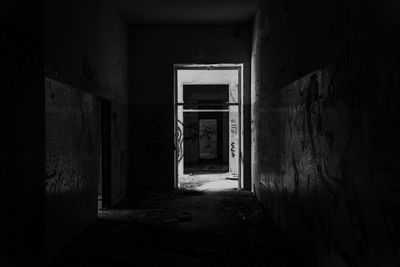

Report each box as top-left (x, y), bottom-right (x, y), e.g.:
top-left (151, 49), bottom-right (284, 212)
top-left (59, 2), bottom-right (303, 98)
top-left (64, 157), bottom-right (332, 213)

top-left (252, 0), bottom-right (400, 266)
top-left (45, 0), bottom-right (129, 260)
top-left (128, 25), bottom-right (252, 192)
top-left (1, 1), bottom-right (44, 265)
top-left (184, 113), bottom-right (199, 164)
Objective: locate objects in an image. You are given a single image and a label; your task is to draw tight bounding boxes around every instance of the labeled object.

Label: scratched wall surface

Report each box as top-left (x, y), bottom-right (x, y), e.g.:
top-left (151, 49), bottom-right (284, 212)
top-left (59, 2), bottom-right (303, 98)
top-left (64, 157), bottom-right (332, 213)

top-left (45, 78), bottom-right (97, 258)
top-left (45, 0), bottom-right (129, 260)
top-left (252, 0), bottom-right (400, 266)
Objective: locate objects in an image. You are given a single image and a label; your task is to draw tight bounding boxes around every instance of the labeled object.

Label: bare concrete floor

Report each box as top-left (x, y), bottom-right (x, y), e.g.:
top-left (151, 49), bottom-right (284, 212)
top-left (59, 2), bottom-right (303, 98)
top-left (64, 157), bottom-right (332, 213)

top-left (179, 172), bottom-right (238, 191)
top-left (51, 188), bottom-right (306, 267)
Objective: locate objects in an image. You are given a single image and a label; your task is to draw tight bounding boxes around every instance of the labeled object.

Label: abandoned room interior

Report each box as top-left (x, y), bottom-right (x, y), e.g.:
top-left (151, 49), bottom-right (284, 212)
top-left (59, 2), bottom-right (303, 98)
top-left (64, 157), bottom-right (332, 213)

top-left (2, 0), bottom-right (400, 266)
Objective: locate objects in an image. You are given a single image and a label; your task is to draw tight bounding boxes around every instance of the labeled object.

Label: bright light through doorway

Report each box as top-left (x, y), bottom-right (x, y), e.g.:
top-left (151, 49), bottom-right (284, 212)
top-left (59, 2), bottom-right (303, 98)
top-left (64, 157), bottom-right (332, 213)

top-left (174, 64), bottom-right (243, 192)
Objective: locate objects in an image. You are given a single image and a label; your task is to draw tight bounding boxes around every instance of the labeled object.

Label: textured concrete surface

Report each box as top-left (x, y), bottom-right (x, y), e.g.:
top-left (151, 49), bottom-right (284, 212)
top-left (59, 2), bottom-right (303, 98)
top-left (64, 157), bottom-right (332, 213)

top-left (251, 1), bottom-right (400, 266)
top-left (51, 189), bottom-right (306, 266)
top-left (45, 0), bottom-right (130, 260)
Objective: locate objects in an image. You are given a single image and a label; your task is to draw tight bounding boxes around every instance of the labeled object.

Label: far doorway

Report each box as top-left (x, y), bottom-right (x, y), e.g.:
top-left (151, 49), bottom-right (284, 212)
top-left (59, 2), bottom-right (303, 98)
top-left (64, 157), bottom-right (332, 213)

top-left (174, 64), bottom-right (243, 191)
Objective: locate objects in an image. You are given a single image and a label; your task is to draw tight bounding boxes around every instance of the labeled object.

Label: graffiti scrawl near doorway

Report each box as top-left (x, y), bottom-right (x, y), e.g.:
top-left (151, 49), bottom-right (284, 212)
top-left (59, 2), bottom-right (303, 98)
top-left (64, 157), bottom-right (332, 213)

top-left (231, 142), bottom-right (236, 157)
top-left (230, 118), bottom-right (238, 158)
top-left (230, 119), bottom-right (238, 135)
top-left (177, 120), bottom-right (184, 163)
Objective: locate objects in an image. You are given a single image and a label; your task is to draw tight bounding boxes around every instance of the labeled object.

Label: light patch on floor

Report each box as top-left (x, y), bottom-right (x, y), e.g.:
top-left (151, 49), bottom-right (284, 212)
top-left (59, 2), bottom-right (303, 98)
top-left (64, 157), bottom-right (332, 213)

top-left (179, 172), bottom-right (238, 191)
top-left (196, 179), bottom-right (237, 191)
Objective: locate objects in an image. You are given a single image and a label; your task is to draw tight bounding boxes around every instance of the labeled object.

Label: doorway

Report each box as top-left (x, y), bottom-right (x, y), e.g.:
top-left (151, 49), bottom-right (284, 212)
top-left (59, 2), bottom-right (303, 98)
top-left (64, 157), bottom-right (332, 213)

top-left (174, 64), bottom-right (243, 191)
top-left (98, 98), bottom-right (111, 210)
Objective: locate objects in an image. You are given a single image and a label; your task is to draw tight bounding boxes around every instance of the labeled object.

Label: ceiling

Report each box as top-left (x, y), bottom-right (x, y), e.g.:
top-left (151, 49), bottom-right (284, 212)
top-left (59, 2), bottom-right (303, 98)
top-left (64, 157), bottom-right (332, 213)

top-left (109, 0), bottom-right (261, 25)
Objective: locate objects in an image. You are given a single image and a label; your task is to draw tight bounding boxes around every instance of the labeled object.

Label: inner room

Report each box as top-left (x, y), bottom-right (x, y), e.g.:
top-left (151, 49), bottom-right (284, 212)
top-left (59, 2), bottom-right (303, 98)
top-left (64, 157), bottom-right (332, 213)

top-left (175, 66), bottom-right (242, 191)
top-left (183, 85), bottom-right (229, 174)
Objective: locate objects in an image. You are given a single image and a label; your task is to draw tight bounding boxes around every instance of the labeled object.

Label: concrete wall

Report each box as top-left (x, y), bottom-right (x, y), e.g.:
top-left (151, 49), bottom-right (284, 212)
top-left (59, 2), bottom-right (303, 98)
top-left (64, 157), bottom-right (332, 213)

top-left (252, 0), bottom-right (400, 266)
top-left (128, 25), bottom-right (252, 192)
top-left (1, 1), bottom-right (45, 265)
top-left (184, 112), bottom-right (199, 163)
top-left (45, 0), bottom-right (129, 260)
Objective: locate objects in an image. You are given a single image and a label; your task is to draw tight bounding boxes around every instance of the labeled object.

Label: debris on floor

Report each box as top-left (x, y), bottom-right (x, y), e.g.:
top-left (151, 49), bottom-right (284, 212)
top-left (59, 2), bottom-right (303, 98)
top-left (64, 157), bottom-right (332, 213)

top-left (51, 188), bottom-right (306, 267)
top-left (177, 212), bottom-right (192, 222)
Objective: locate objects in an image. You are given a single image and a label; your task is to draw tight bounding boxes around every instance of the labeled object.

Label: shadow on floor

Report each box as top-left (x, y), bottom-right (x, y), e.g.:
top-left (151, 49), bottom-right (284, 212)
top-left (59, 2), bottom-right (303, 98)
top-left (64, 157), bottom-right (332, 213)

top-left (50, 189), bottom-right (307, 267)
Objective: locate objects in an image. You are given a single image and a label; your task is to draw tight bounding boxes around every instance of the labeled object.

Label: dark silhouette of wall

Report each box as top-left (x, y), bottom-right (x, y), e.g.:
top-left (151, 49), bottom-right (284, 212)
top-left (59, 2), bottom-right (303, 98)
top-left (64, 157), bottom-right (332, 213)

top-left (45, 0), bottom-right (130, 260)
top-left (252, 0), bottom-right (400, 266)
top-left (1, 1), bottom-right (45, 265)
top-left (128, 25), bottom-right (252, 192)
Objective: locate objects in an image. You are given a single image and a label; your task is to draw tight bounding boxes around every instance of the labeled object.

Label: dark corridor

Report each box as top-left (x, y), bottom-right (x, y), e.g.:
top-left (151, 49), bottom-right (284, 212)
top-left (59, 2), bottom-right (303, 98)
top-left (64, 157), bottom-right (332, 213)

top-left (52, 190), bottom-right (306, 267)
top-left (2, 0), bottom-right (400, 266)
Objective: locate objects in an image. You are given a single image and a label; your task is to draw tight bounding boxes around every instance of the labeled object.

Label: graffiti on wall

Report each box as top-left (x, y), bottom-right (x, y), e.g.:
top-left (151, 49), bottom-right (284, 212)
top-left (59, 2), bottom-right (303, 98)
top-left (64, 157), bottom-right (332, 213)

top-left (253, 47), bottom-right (400, 266)
top-left (229, 117), bottom-right (239, 176)
top-left (287, 64), bottom-right (375, 263)
top-left (177, 119), bottom-right (184, 163)
top-left (45, 78), bottom-right (95, 222)
top-left (231, 142), bottom-right (236, 158)
top-left (199, 119), bottom-right (217, 158)
top-left (230, 118), bottom-right (238, 159)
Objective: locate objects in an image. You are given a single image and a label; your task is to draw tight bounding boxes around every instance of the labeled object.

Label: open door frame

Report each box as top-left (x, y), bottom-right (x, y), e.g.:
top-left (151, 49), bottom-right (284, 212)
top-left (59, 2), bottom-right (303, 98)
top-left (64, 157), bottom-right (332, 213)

top-left (173, 64), bottom-right (244, 189)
